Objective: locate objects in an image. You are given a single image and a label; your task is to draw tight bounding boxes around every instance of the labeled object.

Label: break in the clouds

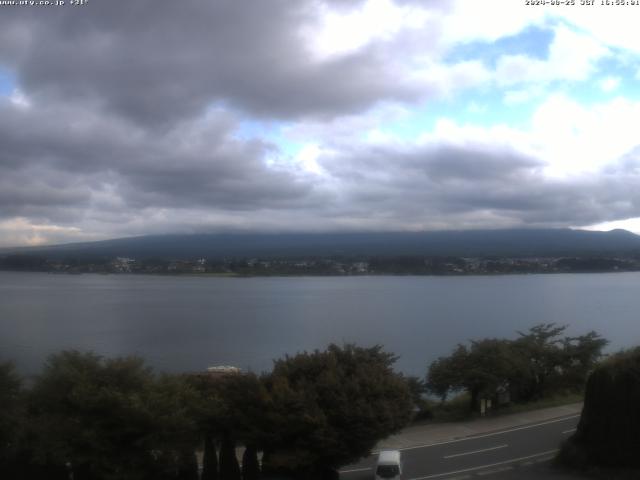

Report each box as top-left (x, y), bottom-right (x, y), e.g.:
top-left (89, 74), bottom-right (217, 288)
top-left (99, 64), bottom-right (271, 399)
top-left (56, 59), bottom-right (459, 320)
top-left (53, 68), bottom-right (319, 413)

top-left (2, 0), bottom-right (640, 246)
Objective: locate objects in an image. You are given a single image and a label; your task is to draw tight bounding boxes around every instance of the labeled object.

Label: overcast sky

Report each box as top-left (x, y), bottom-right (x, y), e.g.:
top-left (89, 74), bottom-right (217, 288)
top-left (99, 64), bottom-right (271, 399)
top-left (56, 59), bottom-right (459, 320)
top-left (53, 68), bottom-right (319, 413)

top-left (2, 0), bottom-right (640, 246)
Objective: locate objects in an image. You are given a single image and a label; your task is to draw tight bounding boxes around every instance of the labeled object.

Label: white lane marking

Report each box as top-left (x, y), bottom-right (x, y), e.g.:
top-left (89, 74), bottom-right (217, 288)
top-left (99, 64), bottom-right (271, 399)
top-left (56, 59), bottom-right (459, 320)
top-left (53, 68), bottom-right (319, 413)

top-left (534, 456), bottom-right (555, 463)
top-left (408, 449), bottom-right (559, 480)
top-left (397, 414), bottom-right (579, 452)
top-left (443, 444), bottom-right (508, 459)
top-left (562, 428), bottom-right (577, 434)
top-left (477, 466), bottom-right (513, 476)
top-left (340, 467), bottom-right (371, 474)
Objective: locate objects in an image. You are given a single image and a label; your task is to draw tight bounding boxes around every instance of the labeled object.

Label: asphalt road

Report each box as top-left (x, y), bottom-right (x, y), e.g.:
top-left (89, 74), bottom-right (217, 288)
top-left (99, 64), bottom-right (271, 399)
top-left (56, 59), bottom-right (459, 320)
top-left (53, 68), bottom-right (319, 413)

top-left (340, 414), bottom-right (584, 479)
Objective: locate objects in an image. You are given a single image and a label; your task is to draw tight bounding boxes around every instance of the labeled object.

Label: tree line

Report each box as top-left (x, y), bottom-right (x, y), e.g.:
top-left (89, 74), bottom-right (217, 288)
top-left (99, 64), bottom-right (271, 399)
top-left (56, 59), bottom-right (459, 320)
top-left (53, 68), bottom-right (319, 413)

top-left (426, 323), bottom-right (607, 411)
top-left (0, 345), bottom-right (413, 480)
top-left (0, 324), bottom-right (608, 480)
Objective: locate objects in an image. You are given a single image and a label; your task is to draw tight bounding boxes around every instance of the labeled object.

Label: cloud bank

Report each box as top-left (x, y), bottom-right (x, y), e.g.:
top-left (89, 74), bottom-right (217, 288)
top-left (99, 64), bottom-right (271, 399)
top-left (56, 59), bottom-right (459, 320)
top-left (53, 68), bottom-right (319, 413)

top-left (1, 0), bottom-right (640, 246)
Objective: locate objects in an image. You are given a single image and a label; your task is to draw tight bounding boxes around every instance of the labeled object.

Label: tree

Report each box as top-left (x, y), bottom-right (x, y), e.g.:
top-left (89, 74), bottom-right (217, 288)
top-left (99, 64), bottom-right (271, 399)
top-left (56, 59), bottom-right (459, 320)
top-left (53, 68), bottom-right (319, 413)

top-left (201, 435), bottom-right (218, 480)
top-left (241, 444), bottom-right (260, 480)
top-left (426, 325), bottom-right (608, 410)
top-left (560, 331), bottom-right (608, 391)
top-left (176, 450), bottom-right (199, 480)
top-left (26, 351), bottom-right (200, 479)
top-left (215, 372), bottom-right (270, 448)
top-left (405, 375), bottom-right (432, 420)
top-left (426, 346), bottom-right (467, 403)
top-left (218, 434), bottom-right (241, 480)
top-left (145, 373), bottom-right (202, 478)
top-left (512, 324), bottom-right (607, 401)
top-left (511, 323), bottom-right (569, 400)
top-left (463, 339), bottom-right (517, 410)
top-left (189, 371), bottom-right (267, 479)
top-left (0, 362), bottom-right (23, 475)
top-left (27, 351), bottom-right (156, 478)
top-left (427, 340), bottom-right (516, 411)
top-left (559, 347), bottom-right (640, 470)
top-left (261, 344), bottom-right (413, 478)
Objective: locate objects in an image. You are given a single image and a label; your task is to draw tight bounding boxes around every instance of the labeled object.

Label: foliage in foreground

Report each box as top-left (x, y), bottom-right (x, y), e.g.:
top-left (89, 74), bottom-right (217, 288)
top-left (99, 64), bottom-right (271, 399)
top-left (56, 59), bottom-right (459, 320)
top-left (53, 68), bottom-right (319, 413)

top-left (426, 324), bottom-right (607, 411)
top-left (558, 347), bottom-right (640, 471)
top-left (0, 344), bottom-right (413, 480)
top-left (261, 344), bottom-right (413, 476)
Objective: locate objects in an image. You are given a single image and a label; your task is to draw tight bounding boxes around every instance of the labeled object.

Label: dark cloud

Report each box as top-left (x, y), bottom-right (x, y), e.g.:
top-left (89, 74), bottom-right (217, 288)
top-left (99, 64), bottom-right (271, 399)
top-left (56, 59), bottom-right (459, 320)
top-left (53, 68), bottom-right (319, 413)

top-left (0, 0), bottom-right (433, 125)
top-left (1, 0), bottom-right (640, 245)
top-left (318, 142), bottom-right (640, 229)
top-left (0, 97), bottom-right (320, 227)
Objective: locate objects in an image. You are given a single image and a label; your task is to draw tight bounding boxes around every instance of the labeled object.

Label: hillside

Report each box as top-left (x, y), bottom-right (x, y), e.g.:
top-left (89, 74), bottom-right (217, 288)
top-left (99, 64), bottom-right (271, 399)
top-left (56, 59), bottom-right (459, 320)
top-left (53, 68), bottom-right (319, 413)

top-left (3, 228), bottom-right (640, 260)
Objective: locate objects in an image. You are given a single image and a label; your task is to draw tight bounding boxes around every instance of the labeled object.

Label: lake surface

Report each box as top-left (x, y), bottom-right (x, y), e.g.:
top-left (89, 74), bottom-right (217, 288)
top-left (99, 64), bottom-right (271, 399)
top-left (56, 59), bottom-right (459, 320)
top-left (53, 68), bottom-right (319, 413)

top-left (1, 271), bottom-right (639, 377)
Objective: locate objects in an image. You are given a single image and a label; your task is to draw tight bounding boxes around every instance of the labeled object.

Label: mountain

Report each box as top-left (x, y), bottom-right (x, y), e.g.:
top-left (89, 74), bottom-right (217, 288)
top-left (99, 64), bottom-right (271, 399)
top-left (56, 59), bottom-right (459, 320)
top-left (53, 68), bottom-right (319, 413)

top-left (3, 228), bottom-right (640, 260)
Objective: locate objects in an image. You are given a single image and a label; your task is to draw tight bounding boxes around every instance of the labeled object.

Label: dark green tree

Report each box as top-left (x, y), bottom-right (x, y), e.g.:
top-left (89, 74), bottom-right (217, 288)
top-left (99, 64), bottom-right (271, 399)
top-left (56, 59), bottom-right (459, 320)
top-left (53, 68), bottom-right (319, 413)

top-left (463, 339), bottom-right (517, 410)
top-left (426, 346), bottom-right (467, 403)
top-left (559, 331), bottom-right (609, 391)
top-left (405, 375), bottom-right (432, 419)
top-left (426, 325), bottom-right (608, 410)
top-left (26, 351), bottom-right (200, 479)
top-left (216, 373), bottom-right (270, 448)
top-left (241, 445), bottom-right (260, 480)
top-left (511, 323), bottom-right (569, 400)
top-left (261, 344), bottom-right (413, 477)
top-left (26, 351), bottom-right (154, 478)
top-left (559, 347), bottom-right (640, 470)
top-left (189, 371), bottom-right (266, 479)
top-left (427, 340), bottom-right (516, 411)
top-left (0, 362), bottom-right (23, 476)
top-left (176, 450), bottom-right (199, 480)
top-left (219, 433), bottom-right (241, 480)
top-left (512, 324), bottom-right (607, 400)
top-left (201, 435), bottom-right (218, 480)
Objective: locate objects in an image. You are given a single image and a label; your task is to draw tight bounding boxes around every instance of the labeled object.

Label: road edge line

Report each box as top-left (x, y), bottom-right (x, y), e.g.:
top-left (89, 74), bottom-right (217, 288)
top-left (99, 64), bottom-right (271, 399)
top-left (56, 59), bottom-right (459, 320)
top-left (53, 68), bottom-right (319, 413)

top-left (408, 449), bottom-right (559, 480)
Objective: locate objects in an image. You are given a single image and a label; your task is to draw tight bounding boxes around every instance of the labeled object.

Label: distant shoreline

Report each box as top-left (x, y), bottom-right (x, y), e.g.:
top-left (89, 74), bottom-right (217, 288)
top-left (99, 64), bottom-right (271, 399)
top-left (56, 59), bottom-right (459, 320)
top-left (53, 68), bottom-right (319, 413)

top-left (2, 268), bottom-right (640, 278)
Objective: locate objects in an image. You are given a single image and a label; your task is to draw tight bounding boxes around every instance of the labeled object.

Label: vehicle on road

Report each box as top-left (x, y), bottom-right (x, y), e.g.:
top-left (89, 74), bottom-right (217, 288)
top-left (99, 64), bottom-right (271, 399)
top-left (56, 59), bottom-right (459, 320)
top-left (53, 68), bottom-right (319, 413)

top-left (375, 450), bottom-right (402, 479)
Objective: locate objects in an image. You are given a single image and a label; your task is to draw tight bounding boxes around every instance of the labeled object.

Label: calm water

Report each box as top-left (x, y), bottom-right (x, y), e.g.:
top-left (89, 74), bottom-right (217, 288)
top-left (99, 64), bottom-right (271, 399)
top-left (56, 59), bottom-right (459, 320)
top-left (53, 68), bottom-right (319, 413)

top-left (1, 271), bottom-right (639, 377)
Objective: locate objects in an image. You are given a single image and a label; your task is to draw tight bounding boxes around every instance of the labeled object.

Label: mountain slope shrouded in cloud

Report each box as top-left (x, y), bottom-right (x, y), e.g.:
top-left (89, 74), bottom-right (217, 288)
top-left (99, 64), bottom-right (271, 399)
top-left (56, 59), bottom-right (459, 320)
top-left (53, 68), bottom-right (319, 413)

top-left (4, 229), bottom-right (640, 260)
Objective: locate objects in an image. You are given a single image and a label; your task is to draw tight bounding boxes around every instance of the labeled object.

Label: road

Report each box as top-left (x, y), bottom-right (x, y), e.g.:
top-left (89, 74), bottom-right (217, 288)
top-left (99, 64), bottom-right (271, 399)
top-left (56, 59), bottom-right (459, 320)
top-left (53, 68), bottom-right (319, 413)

top-left (340, 414), bottom-right (585, 479)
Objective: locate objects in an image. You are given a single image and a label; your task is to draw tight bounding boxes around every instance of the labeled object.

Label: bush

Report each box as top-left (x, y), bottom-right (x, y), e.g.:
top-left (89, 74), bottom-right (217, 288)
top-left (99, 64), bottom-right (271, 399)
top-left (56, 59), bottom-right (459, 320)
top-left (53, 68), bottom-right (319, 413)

top-left (559, 347), bottom-right (640, 470)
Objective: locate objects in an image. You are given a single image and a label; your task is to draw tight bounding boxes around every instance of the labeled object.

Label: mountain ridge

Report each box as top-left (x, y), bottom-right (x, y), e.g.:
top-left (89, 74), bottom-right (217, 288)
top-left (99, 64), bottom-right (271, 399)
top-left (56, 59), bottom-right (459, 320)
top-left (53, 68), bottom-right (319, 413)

top-left (3, 228), bottom-right (640, 260)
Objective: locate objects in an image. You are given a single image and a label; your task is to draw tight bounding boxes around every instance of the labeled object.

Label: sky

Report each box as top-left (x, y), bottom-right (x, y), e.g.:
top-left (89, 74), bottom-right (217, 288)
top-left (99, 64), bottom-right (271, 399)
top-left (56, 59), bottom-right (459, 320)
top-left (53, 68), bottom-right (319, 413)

top-left (2, 0), bottom-right (640, 247)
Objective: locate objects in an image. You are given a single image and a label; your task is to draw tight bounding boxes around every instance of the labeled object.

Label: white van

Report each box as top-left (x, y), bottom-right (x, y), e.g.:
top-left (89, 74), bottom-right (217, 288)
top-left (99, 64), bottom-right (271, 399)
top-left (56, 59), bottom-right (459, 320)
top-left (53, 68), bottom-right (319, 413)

top-left (375, 450), bottom-right (402, 480)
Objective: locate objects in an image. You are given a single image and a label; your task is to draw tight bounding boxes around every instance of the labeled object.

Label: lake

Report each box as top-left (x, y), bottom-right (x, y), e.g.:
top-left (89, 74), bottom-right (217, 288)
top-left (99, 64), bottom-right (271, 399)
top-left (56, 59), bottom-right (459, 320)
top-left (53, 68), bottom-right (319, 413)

top-left (1, 271), bottom-right (639, 377)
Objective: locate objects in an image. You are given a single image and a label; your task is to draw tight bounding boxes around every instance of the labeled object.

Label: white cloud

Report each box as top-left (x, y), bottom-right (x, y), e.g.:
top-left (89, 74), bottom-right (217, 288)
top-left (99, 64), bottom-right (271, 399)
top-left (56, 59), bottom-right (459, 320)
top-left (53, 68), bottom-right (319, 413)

top-left (440, 0), bottom-right (546, 45)
top-left (495, 25), bottom-right (609, 86)
top-left (295, 143), bottom-right (326, 175)
top-left (418, 118), bottom-right (533, 154)
top-left (495, 54), bottom-right (546, 86)
top-left (305, 0), bottom-right (432, 59)
top-left (0, 218), bottom-right (85, 247)
top-left (552, 5), bottom-right (640, 54)
top-left (8, 89), bottom-right (30, 109)
top-left (600, 76), bottom-right (621, 92)
top-left (503, 86), bottom-right (544, 105)
top-left (530, 94), bottom-right (640, 176)
top-left (546, 25), bottom-right (609, 81)
top-left (583, 217), bottom-right (640, 235)
top-left (281, 102), bottom-right (411, 148)
top-left (410, 94), bottom-right (640, 180)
